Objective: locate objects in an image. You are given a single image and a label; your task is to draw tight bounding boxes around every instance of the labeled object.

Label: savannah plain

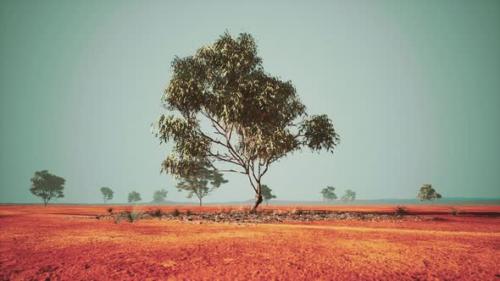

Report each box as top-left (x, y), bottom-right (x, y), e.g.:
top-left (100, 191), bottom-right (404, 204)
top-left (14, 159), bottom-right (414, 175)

top-left (1, 204), bottom-right (499, 281)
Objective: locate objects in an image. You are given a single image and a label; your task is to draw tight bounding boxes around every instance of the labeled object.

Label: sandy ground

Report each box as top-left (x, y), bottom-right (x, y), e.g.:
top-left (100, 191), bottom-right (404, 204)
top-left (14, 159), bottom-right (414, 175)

top-left (0, 205), bottom-right (499, 280)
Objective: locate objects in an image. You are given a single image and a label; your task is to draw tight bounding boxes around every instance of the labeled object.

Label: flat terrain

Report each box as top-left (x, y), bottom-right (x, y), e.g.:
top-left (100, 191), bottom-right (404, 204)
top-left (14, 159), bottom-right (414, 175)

top-left (0, 205), bottom-right (499, 280)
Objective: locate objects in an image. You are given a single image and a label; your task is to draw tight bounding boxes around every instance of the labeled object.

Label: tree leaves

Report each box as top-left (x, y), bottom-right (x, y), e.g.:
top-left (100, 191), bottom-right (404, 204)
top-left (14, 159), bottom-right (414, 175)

top-left (30, 170), bottom-right (65, 205)
top-left (128, 191), bottom-right (141, 203)
top-left (100, 187), bottom-right (114, 202)
top-left (300, 114), bottom-right (339, 153)
top-left (155, 32), bottom-right (340, 209)
top-left (176, 161), bottom-right (227, 205)
top-left (321, 186), bottom-right (337, 201)
top-left (261, 184), bottom-right (277, 201)
top-left (153, 189), bottom-right (168, 203)
top-left (418, 184), bottom-right (442, 201)
top-left (341, 189), bottom-right (356, 201)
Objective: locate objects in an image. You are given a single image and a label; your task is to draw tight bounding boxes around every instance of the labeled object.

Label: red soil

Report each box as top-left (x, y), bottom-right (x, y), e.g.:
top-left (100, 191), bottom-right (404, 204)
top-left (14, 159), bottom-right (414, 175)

top-left (0, 205), bottom-right (499, 280)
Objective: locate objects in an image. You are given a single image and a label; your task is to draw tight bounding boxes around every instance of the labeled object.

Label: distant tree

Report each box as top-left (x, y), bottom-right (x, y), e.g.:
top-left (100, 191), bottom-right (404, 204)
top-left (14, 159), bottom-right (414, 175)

top-left (341, 189), bottom-right (356, 202)
top-left (154, 32), bottom-right (339, 212)
top-left (261, 184), bottom-right (276, 206)
top-left (176, 161), bottom-right (227, 206)
top-left (417, 184), bottom-right (442, 201)
top-left (100, 187), bottom-right (114, 203)
top-left (153, 189), bottom-right (168, 203)
top-left (30, 170), bottom-right (65, 206)
top-left (128, 191), bottom-right (142, 203)
top-left (321, 186), bottom-right (337, 201)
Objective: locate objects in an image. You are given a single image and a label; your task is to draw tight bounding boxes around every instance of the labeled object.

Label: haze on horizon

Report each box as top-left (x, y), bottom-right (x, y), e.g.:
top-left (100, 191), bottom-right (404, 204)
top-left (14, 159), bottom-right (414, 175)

top-left (1, 0), bottom-right (499, 204)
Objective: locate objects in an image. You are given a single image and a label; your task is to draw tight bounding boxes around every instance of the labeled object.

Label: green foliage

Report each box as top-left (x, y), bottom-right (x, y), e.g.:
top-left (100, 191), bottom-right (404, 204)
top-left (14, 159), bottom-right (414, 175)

top-left (176, 161), bottom-right (227, 206)
top-left (128, 191), bottom-right (142, 203)
top-left (152, 189), bottom-right (168, 203)
top-left (341, 189), bottom-right (356, 202)
top-left (417, 184), bottom-right (442, 201)
top-left (261, 184), bottom-right (276, 202)
top-left (321, 186), bottom-right (337, 201)
top-left (154, 32), bottom-right (339, 210)
top-left (100, 187), bottom-right (114, 203)
top-left (29, 170), bottom-right (65, 206)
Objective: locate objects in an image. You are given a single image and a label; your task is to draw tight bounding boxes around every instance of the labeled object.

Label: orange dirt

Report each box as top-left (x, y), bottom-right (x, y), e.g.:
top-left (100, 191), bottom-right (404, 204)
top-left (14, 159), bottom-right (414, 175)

top-left (0, 205), bottom-right (499, 280)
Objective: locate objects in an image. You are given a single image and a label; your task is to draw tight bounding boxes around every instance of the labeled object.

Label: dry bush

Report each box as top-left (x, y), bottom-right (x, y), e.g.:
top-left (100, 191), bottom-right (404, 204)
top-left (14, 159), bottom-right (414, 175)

top-left (450, 207), bottom-right (460, 216)
top-left (171, 209), bottom-right (180, 217)
top-left (394, 206), bottom-right (408, 216)
top-left (150, 209), bottom-right (163, 218)
top-left (290, 208), bottom-right (303, 215)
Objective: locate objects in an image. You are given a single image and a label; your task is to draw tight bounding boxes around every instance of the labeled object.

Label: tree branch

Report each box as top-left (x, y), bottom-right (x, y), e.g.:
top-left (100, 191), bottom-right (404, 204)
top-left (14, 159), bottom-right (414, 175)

top-left (217, 169), bottom-right (247, 174)
top-left (206, 151), bottom-right (243, 168)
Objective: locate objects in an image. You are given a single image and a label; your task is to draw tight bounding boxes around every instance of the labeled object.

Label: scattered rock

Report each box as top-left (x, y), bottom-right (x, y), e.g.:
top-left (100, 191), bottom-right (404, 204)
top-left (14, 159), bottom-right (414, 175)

top-left (99, 209), bottom-right (422, 224)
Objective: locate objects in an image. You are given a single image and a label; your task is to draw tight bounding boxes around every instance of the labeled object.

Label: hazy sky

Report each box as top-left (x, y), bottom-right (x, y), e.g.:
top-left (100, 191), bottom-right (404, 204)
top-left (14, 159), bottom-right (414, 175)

top-left (1, 0), bottom-right (499, 203)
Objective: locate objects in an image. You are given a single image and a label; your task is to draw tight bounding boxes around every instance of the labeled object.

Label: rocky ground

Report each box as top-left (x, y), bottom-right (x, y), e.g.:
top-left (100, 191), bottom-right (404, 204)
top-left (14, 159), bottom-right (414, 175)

top-left (97, 207), bottom-right (425, 224)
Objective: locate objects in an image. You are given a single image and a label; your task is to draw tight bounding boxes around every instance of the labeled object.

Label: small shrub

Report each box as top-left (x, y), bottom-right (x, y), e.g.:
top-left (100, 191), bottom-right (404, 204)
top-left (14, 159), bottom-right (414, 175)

top-left (107, 207), bottom-right (113, 214)
top-left (171, 208), bottom-right (180, 217)
top-left (114, 215), bottom-right (121, 224)
top-left (186, 209), bottom-right (192, 216)
top-left (450, 207), bottom-right (460, 216)
top-left (151, 209), bottom-right (163, 218)
top-left (394, 206), bottom-right (408, 216)
top-left (123, 210), bottom-right (142, 223)
top-left (124, 211), bottom-right (134, 222)
top-left (291, 208), bottom-right (303, 215)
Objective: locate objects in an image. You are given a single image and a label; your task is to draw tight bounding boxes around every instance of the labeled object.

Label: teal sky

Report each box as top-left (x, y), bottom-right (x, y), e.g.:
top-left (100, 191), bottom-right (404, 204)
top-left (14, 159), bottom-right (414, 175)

top-left (1, 0), bottom-right (499, 203)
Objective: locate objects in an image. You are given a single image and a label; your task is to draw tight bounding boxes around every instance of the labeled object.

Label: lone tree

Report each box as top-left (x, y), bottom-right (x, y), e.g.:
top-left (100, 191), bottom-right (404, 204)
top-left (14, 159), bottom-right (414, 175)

top-left (176, 161), bottom-right (227, 206)
top-left (128, 191), bottom-right (142, 203)
top-left (152, 189), bottom-right (168, 203)
top-left (341, 189), bottom-right (356, 202)
top-left (155, 32), bottom-right (339, 212)
top-left (100, 187), bottom-right (114, 203)
top-left (261, 184), bottom-right (276, 205)
top-left (417, 184), bottom-right (442, 201)
top-left (30, 170), bottom-right (65, 206)
top-left (321, 186), bottom-right (337, 201)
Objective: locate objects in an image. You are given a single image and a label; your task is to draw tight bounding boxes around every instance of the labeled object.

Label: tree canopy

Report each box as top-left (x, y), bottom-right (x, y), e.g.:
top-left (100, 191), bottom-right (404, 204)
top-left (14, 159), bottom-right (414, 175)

top-left (128, 191), bottom-right (142, 203)
top-left (152, 189), bottom-right (168, 203)
top-left (341, 189), bottom-right (356, 202)
top-left (321, 186), bottom-right (337, 201)
top-left (176, 161), bottom-right (227, 206)
top-left (261, 184), bottom-right (276, 204)
top-left (30, 170), bottom-right (65, 206)
top-left (417, 184), bottom-right (442, 201)
top-left (100, 187), bottom-right (114, 203)
top-left (155, 32), bottom-right (339, 211)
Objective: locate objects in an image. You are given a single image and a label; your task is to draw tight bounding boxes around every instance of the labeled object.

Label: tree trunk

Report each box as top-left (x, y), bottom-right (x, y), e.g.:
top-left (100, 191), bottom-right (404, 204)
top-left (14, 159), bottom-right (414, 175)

top-left (199, 197), bottom-right (202, 206)
top-left (251, 183), bottom-right (263, 213)
top-left (43, 199), bottom-right (48, 207)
